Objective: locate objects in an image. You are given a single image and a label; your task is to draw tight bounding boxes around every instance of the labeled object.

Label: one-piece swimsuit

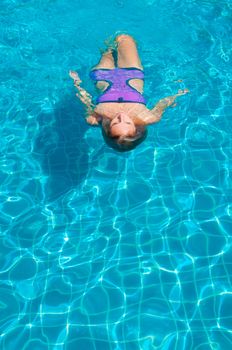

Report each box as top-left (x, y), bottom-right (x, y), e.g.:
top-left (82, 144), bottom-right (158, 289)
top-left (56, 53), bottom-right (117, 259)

top-left (89, 67), bottom-right (146, 105)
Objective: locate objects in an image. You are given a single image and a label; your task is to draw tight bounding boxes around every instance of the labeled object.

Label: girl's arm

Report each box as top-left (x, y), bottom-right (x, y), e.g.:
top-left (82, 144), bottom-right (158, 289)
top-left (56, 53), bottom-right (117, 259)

top-left (144, 89), bottom-right (190, 125)
top-left (69, 70), bottom-right (100, 124)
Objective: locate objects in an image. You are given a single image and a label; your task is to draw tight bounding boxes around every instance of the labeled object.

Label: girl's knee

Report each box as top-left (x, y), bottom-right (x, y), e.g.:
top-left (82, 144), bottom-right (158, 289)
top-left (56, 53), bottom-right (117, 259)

top-left (115, 34), bottom-right (135, 43)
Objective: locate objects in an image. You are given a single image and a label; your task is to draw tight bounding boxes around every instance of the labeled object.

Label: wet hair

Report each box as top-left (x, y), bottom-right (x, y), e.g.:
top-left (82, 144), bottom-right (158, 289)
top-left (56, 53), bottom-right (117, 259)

top-left (101, 119), bottom-right (148, 152)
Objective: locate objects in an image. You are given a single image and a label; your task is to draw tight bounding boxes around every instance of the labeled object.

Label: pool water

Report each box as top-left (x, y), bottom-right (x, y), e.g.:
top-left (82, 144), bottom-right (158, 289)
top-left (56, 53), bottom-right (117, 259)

top-left (0, 0), bottom-right (232, 349)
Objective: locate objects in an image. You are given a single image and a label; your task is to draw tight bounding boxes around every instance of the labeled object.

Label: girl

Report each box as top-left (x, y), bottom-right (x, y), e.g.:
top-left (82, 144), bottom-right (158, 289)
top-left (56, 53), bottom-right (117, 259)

top-left (70, 34), bottom-right (189, 152)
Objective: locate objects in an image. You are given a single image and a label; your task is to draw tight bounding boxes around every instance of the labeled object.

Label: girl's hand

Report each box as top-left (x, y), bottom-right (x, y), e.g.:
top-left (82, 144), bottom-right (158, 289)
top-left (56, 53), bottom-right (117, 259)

top-left (69, 70), bottom-right (82, 85)
top-left (165, 89), bottom-right (190, 107)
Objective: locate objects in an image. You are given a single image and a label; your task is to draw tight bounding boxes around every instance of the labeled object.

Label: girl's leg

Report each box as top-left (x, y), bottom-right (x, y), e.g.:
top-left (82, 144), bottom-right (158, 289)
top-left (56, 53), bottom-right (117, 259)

top-left (115, 34), bottom-right (144, 93)
top-left (91, 48), bottom-right (115, 91)
top-left (115, 34), bottom-right (143, 70)
top-left (92, 48), bottom-right (115, 70)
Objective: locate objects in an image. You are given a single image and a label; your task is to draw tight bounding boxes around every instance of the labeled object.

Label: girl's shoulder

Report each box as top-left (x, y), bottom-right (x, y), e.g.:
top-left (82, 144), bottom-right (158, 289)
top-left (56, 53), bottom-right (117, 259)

top-left (132, 107), bottom-right (155, 125)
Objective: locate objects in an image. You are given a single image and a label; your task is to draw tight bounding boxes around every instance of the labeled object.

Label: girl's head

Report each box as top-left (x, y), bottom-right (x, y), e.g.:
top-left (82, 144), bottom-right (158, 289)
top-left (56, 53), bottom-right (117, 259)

top-left (102, 112), bottom-right (147, 152)
top-left (110, 112), bottom-right (136, 137)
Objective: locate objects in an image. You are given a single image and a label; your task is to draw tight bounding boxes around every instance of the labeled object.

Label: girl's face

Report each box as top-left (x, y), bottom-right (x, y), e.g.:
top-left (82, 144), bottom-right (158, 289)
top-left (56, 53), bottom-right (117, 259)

top-left (110, 112), bottom-right (136, 137)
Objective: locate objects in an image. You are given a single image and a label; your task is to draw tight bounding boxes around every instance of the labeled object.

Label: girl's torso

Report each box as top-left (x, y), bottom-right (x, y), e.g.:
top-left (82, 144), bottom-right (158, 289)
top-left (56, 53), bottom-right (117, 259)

top-left (94, 102), bottom-right (150, 125)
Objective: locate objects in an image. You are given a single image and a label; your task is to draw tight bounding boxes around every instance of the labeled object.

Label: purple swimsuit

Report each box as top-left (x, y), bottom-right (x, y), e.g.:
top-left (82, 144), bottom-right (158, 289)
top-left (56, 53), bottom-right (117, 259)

top-left (89, 67), bottom-right (146, 105)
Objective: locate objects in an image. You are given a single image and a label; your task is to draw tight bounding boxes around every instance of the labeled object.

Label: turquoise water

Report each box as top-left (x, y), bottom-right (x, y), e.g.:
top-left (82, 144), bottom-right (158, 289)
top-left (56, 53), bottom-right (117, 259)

top-left (1, 0), bottom-right (232, 349)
